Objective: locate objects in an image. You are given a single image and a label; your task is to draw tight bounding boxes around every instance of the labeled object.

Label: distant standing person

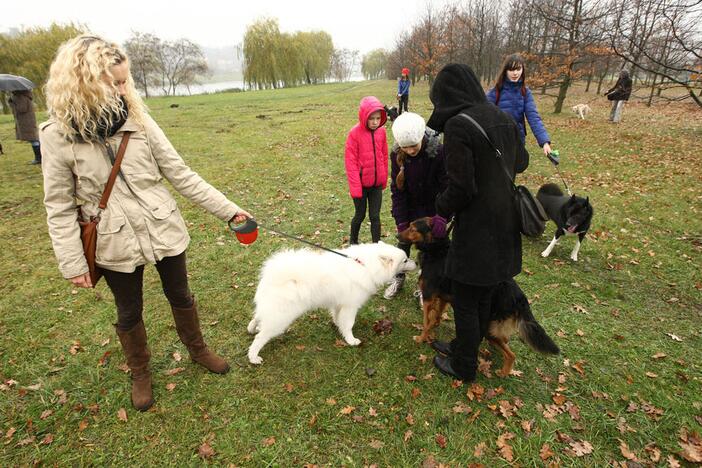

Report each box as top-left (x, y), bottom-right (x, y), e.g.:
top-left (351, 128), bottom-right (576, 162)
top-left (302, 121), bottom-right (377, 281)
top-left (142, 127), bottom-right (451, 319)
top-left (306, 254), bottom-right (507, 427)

top-left (605, 69), bottom-right (632, 123)
top-left (397, 68), bottom-right (411, 115)
top-left (487, 54), bottom-right (553, 157)
top-left (9, 90), bottom-right (42, 164)
top-left (345, 96), bottom-right (388, 244)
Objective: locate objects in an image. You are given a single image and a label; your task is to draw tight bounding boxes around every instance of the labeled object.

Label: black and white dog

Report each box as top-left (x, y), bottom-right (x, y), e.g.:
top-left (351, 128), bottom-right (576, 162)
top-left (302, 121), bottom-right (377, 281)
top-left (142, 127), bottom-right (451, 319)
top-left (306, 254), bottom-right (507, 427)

top-left (384, 105), bottom-right (399, 122)
top-left (536, 183), bottom-right (594, 262)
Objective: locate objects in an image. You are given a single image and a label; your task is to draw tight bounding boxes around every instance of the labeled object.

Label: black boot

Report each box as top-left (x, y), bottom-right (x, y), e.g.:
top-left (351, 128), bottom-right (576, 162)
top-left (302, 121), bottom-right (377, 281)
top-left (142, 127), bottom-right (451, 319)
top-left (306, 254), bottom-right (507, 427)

top-left (29, 144), bottom-right (41, 165)
top-left (430, 340), bottom-right (452, 356)
top-left (433, 355), bottom-right (474, 382)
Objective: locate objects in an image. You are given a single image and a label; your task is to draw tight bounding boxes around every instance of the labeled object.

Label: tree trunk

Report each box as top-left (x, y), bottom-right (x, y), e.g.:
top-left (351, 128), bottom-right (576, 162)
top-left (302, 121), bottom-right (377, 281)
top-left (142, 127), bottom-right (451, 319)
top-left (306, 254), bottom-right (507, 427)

top-left (689, 88), bottom-right (702, 107)
top-left (554, 75), bottom-right (571, 114)
top-left (647, 73), bottom-right (657, 107)
top-left (585, 72), bottom-right (593, 92)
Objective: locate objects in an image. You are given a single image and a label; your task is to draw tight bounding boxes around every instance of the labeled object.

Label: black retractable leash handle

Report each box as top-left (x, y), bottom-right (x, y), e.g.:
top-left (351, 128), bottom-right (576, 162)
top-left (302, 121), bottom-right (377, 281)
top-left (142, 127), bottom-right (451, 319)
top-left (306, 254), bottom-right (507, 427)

top-left (547, 150), bottom-right (573, 196)
top-left (228, 218), bottom-right (364, 265)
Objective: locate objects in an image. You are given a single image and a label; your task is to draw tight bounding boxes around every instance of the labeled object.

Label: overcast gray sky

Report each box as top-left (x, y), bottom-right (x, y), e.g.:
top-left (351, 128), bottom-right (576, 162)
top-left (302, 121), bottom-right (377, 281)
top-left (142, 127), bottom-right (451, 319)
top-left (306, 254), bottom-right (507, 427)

top-left (4, 0), bottom-right (451, 54)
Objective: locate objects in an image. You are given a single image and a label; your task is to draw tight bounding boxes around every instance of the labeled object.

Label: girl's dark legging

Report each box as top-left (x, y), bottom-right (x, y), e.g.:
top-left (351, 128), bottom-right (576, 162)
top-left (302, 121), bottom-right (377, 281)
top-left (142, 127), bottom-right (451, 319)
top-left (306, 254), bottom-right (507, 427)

top-left (399, 94), bottom-right (409, 114)
top-left (350, 186), bottom-right (382, 244)
top-left (102, 251), bottom-right (193, 330)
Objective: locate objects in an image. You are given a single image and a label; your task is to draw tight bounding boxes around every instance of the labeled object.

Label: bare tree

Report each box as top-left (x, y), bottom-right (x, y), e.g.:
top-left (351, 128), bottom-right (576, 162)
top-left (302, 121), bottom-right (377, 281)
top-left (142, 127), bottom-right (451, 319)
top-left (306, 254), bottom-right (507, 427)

top-left (155, 39), bottom-right (209, 96)
top-left (609, 0), bottom-right (702, 106)
top-left (124, 32), bottom-right (161, 97)
top-left (329, 48), bottom-right (358, 82)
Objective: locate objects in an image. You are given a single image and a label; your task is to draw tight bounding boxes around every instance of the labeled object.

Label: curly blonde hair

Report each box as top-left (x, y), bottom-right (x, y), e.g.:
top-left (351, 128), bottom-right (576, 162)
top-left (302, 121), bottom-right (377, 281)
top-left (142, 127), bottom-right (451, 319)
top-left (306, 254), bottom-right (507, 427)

top-left (45, 34), bottom-right (147, 141)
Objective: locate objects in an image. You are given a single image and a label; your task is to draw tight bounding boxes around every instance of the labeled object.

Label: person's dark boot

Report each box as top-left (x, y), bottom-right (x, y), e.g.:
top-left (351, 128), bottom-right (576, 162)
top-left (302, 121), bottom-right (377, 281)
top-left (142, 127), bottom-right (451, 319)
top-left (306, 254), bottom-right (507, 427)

top-left (433, 355), bottom-right (475, 383)
top-left (115, 321), bottom-right (154, 411)
top-left (171, 297), bottom-right (230, 374)
top-left (430, 340), bottom-right (452, 356)
top-left (29, 144), bottom-right (41, 165)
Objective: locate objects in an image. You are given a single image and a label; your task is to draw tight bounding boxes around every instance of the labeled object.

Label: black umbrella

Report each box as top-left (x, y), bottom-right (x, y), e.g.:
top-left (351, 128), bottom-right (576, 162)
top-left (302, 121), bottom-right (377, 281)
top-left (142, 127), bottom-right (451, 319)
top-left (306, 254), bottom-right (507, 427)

top-left (0, 74), bottom-right (36, 92)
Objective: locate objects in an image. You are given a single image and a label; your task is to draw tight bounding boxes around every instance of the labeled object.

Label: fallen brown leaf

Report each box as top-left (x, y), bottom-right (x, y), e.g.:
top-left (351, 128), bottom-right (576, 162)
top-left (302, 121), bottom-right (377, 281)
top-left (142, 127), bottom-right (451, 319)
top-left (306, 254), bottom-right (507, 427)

top-left (166, 383), bottom-right (176, 392)
top-left (411, 387), bottom-right (421, 399)
top-left (496, 432), bottom-right (515, 462)
top-left (403, 430), bottom-right (413, 442)
top-left (198, 441), bottom-right (215, 459)
top-left (164, 367), bottom-right (185, 376)
top-left (261, 436), bottom-right (276, 447)
top-left (619, 439), bottom-right (638, 461)
top-left (40, 434), bottom-right (54, 445)
top-left (339, 405), bottom-right (355, 415)
top-left (540, 443), bottom-right (555, 461)
top-left (369, 439), bottom-right (384, 449)
top-left (40, 409), bottom-right (53, 420)
top-left (117, 408), bottom-right (128, 422)
top-left (435, 434), bottom-right (447, 449)
top-left (78, 419), bottom-right (89, 432)
top-left (474, 441), bottom-right (487, 456)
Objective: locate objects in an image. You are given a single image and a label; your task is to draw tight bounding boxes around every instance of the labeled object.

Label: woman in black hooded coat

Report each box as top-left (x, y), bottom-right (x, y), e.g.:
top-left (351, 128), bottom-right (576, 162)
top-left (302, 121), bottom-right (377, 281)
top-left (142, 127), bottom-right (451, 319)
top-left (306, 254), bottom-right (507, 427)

top-left (427, 64), bottom-right (530, 382)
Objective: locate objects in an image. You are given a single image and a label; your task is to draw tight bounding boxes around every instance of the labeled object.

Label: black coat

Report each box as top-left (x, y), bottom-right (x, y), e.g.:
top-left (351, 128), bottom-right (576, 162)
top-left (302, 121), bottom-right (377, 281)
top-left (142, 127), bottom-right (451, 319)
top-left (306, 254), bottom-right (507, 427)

top-left (428, 64), bottom-right (529, 286)
top-left (606, 74), bottom-right (632, 101)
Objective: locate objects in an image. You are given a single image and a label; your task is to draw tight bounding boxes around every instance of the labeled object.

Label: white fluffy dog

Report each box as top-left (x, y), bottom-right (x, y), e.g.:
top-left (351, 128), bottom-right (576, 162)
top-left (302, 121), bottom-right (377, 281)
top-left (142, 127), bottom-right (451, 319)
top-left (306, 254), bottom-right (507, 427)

top-left (247, 242), bottom-right (416, 364)
top-left (572, 103), bottom-right (591, 120)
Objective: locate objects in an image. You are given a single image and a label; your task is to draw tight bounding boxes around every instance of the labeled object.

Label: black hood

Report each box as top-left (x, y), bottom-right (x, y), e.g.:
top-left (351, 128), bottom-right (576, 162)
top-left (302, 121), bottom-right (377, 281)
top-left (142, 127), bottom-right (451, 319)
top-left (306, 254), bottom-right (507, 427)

top-left (427, 64), bottom-right (487, 132)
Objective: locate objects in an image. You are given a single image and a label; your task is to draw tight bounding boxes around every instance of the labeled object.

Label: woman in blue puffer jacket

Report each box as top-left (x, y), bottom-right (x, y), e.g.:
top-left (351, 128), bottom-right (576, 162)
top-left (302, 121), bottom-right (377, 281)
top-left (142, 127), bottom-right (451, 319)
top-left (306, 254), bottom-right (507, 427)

top-left (487, 54), bottom-right (553, 157)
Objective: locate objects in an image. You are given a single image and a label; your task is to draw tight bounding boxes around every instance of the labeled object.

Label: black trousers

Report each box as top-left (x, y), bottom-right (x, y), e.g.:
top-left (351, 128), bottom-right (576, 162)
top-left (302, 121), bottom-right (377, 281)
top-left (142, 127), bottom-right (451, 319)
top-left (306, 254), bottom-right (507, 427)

top-left (449, 280), bottom-right (497, 379)
top-left (102, 252), bottom-right (193, 330)
top-left (350, 186), bottom-right (382, 244)
top-left (398, 94), bottom-right (409, 114)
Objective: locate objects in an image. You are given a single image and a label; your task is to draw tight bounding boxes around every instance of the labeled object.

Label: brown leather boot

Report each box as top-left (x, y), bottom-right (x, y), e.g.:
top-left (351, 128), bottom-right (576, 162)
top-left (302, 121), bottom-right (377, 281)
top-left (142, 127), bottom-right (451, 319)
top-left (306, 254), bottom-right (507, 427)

top-left (115, 321), bottom-right (154, 411)
top-left (171, 298), bottom-right (230, 374)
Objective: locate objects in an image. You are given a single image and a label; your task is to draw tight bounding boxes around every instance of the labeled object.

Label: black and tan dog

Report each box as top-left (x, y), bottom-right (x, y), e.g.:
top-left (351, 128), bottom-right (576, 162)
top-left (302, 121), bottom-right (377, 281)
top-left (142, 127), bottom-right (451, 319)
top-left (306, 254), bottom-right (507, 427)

top-left (397, 217), bottom-right (560, 376)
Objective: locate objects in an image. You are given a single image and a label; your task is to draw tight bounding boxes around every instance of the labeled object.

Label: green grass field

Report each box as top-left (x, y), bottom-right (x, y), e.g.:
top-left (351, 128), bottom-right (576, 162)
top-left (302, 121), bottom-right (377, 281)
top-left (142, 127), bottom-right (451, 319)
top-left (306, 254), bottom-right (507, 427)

top-left (1, 80), bottom-right (701, 466)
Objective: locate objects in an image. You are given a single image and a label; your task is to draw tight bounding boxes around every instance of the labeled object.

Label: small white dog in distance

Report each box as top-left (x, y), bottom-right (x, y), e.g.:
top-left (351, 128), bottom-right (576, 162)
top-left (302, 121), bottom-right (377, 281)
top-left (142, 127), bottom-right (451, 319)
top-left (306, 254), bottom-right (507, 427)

top-left (572, 103), bottom-right (592, 120)
top-left (247, 242), bottom-right (416, 364)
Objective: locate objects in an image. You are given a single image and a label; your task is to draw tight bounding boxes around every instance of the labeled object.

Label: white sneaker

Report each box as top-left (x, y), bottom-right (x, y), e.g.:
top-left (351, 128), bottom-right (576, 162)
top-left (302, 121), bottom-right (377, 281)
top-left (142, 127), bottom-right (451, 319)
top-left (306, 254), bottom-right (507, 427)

top-left (383, 274), bottom-right (405, 299)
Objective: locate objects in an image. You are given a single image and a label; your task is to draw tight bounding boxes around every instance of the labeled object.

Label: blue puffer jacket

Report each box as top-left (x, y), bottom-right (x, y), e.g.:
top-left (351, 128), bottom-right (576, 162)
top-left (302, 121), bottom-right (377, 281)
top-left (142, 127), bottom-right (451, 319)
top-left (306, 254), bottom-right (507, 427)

top-left (486, 80), bottom-right (550, 147)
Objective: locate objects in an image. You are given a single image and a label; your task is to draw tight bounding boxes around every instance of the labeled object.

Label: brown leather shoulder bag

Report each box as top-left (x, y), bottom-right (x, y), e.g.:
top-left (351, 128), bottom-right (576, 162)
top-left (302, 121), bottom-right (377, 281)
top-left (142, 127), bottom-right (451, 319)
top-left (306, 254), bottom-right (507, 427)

top-left (78, 132), bottom-right (132, 287)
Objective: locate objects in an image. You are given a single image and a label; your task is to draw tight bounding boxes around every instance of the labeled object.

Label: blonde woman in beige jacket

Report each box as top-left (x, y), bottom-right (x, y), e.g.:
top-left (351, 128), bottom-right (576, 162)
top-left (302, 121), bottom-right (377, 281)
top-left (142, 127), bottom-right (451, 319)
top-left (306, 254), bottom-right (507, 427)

top-left (41, 35), bottom-right (252, 411)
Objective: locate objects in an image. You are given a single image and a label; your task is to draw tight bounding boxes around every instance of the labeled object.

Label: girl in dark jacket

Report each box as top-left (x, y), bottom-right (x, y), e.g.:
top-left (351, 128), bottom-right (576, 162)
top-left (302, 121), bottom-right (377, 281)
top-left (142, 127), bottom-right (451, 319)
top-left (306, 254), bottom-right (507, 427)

top-left (427, 64), bottom-right (530, 382)
top-left (605, 69), bottom-right (632, 123)
top-left (487, 54), bottom-right (553, 157)
top-left (384, 112), bottom-right (447, 299)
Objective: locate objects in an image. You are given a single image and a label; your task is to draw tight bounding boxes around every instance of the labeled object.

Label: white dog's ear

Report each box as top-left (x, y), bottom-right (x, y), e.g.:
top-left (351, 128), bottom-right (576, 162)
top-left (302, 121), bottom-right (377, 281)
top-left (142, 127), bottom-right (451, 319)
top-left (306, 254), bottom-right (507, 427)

top-left (379, 255), bottom-right (394, 270)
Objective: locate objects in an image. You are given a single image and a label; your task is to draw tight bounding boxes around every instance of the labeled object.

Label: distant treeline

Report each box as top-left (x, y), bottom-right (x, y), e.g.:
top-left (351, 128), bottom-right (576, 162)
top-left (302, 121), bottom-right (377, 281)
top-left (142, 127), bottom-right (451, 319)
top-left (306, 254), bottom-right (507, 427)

top-left (362, 0), bottom-right (701, 111)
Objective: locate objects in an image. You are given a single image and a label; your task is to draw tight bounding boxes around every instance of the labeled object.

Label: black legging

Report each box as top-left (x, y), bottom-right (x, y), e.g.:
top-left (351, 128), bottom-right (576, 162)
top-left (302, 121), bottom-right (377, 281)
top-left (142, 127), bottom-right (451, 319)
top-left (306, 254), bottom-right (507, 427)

top-left (449, 280), bottom-right (498, 380)
top-left (398, 94), bottom-right (409, 114)
top-left (350, 186), bottom-right (382, 244)
top-left (103, 251), bottom-right (193, 330)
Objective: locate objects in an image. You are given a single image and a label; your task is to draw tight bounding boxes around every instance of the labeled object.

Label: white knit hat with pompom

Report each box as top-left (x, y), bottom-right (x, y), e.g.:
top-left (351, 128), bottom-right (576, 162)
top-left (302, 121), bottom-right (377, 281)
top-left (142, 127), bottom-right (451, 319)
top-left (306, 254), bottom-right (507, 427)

top-left (392, 112), bottom-right (425, 147)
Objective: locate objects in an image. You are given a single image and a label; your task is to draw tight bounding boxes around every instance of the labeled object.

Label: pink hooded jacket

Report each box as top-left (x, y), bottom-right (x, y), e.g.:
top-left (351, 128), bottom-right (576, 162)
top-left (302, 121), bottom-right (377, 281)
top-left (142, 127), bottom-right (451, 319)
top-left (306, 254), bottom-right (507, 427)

top-left (344, 96), bottom-right (388, 198)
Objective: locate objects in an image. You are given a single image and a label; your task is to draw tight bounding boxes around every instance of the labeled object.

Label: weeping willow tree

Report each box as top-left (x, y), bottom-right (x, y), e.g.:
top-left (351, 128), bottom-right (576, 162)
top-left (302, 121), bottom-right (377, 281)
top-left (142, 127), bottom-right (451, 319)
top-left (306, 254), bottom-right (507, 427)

top-left (361, 49), bottom-right (388, 80)
top-left (242, 18), bottom-right (282, 89)
top-left (242, 18), bottom-right (335, 89)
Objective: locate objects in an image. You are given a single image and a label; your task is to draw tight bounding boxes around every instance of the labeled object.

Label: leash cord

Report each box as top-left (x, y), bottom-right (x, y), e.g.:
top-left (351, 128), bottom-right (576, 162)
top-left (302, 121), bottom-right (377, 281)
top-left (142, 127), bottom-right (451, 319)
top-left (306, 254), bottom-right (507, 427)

top-left (255, 222), bottom-right (364, 265)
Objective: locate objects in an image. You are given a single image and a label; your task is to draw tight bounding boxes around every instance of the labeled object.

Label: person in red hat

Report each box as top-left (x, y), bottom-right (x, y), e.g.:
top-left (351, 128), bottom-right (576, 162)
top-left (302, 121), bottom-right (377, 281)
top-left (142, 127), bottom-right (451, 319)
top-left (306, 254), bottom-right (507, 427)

top-left (397, 68), bottom-right (411, 115)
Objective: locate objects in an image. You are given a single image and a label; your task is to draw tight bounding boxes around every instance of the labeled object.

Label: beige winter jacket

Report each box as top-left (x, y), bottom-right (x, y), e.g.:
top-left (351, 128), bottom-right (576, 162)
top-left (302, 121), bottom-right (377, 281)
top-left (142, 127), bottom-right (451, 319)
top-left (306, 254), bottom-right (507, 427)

top-left (40, 114), bottom-right (240, 279)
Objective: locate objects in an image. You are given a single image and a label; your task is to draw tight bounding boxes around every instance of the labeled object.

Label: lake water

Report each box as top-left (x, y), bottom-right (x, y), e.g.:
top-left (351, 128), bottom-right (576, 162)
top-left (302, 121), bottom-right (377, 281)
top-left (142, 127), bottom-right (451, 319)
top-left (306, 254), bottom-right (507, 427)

top-left (147, 73), bottom-right (365, 96)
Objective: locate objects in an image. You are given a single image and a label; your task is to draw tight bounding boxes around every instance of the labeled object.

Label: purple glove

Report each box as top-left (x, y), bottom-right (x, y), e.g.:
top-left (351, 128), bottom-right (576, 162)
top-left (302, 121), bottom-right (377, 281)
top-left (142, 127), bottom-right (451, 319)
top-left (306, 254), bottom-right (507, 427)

top-left (431, 215), bottom-right (447, 238)
top-left (396, 222), bottom-right (409, 233)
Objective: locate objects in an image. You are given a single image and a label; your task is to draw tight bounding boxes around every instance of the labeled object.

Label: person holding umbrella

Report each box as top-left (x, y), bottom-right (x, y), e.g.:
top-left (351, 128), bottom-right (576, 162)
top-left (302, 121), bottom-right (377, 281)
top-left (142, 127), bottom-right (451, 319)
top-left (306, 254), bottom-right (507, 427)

top-left (40, 35), bottom-right (252, 411)
top-left (9, 90), bottom-right (41, 164)
top-left (1, 74), bottom-right (41, 164)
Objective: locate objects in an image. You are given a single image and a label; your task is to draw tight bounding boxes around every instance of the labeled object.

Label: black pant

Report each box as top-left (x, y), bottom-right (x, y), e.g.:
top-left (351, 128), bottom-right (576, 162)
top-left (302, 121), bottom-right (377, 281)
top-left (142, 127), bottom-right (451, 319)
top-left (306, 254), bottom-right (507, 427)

top-left (398, 94), bottom-right (409, 114)
top-left (350, 186), bottom-right (382, 244)
top-left (103, 252), bottom-right (193, 330)
top-left (449, 280), bottom-right (497, 380)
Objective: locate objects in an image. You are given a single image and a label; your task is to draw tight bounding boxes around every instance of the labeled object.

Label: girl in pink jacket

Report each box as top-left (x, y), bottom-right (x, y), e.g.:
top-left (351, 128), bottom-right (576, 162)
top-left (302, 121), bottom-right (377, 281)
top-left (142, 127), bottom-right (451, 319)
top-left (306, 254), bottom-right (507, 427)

top-left (345, 96), bottom-right (388, 243)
